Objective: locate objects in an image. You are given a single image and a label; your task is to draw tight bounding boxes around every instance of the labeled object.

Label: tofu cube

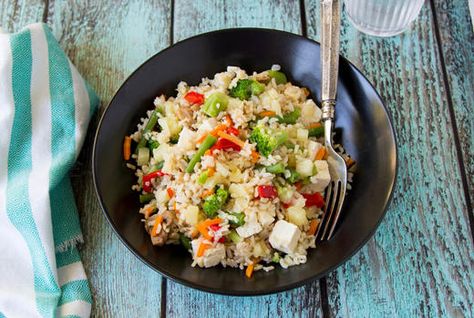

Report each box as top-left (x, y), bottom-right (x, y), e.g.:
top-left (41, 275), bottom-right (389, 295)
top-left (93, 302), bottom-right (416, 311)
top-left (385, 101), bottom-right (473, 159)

top-left (191, 240), bottom-right (226, 268)
top-left (269, 220), bottom-right (301, 254)
top-left (310, 160), bottom-right (331, 192)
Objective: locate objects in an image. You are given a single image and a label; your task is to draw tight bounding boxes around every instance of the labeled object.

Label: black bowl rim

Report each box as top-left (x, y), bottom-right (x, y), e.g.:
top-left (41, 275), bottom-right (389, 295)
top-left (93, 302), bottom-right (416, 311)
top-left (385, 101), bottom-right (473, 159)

top-left (92, 27), bottom-right (398, 296)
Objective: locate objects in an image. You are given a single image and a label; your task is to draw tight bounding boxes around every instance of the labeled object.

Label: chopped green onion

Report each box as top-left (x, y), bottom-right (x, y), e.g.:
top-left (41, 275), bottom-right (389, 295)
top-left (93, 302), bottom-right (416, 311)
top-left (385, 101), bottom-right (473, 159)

top-left (286, 169), bottom-right (301, 184)
top-left (197, 170), bottom-right (209, 185)
top-left (228, 212), bottom-right (245, 227)
top-left (268, 70), bottom-right (287, 85)
top-left (147, 139), bottom-right (160, 150)
top-left (202, 92), bottom-right (229, 117)
top-left (137, 147), bottom-right (150, 166)
top-left (179, 234), bottom-right (192, 250)
top-left (277, 108), bottom-right (301, 124)
top-left (308, 124), bottom-right (324, 138)
top-left (170, 134), bottom-right (179, 144)
top-left (186, 135), bottom-right (217, 173)
top-left (139, 193), bottom-right (155, 203)
top-left (228, 230), bottom-right (242, 243)
top-left (136, 108), bottom-right (160, 152)
top-left (265, 162), bottom-right (285, 174)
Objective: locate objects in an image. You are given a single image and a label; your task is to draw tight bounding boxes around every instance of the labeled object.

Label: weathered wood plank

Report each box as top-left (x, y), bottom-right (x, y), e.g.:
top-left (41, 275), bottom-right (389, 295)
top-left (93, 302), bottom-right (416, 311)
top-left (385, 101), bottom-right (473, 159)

top-left (306, 1), bottom-right (474, 317)
top-left (167, 1), bottom-right (322, 317)
top-left (173, 0), bottom-right (302, 43)
top-left (432, 0), bottom-right (474, 215)
top-left (0, 0), bottom-right (44, 31)
top-left (46, 0), bottom-right (171, 316)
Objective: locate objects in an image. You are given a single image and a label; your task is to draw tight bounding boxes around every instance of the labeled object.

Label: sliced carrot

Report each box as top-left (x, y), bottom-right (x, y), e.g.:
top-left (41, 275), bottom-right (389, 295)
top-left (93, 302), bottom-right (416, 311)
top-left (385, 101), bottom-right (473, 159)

top-left (173, 202), bottom-right (177, 211)
top-left (315, 147), bottom-right (326, 160)
top-left (151, 215), bottom-right (163, 237)
top-left (308, 219), bottom-right (320, 236)
top-left (345, 157), bottom-right (356, 168)
top-left (258, 110), bottom-right (276, 117)
top-left (123, 136), bottom-right (132, 160)
top-left (210, 124), bottom-right (228, 136)
top-left (307, 122), bottom-right (322, 129)
top-left (196, 134), bottom-right (208, 144)
top-left (196, 218), bottom-right (222, 240)
top-left (207, 167), bottom-right (216, 177)
top-left (197, 242), bottom-right (212, 257)
top-left (251, 150), bottom-right (259, 163)
top-left (167, 188), bottom-right (175, 198)
top-left (191, 229), bottom-right (199, 238)
top-left (144, 206), bottom-right (155, 218)
top-left (225, 114), bottom-right (233, 126)
top-left (217, 131), bottom-right (245, 148)
top-left (245, 262), bottom-right (255, 278)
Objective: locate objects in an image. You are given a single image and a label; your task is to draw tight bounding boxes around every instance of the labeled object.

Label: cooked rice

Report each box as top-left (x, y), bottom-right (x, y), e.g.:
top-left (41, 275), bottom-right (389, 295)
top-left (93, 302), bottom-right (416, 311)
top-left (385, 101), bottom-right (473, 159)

top-left (126, 66), bottom-right (355, 275)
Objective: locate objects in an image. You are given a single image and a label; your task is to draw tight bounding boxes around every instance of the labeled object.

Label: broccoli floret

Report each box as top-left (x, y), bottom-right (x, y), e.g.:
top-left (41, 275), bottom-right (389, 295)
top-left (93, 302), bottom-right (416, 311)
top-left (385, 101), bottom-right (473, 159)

top-left (229, 79), bottom-right (265, 100)
top-left (202, 187), bottom-right (229, 218)
top-left (249, 124), bottom-right (288, 157)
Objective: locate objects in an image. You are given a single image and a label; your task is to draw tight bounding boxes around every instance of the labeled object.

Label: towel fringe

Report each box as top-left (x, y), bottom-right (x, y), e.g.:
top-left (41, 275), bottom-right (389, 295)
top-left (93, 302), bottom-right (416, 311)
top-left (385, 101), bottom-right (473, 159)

top-left (55, 235), bottom-right (84, 253)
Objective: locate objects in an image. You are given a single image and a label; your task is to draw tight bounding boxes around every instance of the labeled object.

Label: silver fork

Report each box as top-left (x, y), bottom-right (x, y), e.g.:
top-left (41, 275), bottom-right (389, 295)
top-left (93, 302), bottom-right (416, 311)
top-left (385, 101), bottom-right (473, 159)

top-left (315, 0), bottom-right (348, 241)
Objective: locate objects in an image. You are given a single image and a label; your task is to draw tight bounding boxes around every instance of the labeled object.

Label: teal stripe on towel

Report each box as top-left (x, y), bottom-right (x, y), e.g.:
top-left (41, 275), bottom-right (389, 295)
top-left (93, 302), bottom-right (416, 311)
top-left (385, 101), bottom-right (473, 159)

top-left (7, 29), bottom-right (60, 318)
top-left (57, 280), bottom-right (92, 306)
top-left (43, 25), bottom-right (82, 247)
top-left (56, 247), bottom-right (82, 269)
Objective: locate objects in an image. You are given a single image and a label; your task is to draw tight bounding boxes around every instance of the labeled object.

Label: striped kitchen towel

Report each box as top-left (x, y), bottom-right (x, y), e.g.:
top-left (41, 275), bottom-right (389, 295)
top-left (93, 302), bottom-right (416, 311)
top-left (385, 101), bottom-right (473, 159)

top-left (0, 23), bottom-right (98, 317)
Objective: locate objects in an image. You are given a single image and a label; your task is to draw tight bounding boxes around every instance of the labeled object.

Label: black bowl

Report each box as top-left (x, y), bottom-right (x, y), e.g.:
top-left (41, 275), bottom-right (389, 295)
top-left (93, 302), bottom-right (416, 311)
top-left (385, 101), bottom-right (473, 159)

top-left (93, 28), bottom-right (397, 295)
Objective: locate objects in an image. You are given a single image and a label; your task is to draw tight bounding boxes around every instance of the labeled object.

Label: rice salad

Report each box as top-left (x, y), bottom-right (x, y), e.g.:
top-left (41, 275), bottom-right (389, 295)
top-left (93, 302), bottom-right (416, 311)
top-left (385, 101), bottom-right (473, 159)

top-left (123, 66), bottom-right (355, 278)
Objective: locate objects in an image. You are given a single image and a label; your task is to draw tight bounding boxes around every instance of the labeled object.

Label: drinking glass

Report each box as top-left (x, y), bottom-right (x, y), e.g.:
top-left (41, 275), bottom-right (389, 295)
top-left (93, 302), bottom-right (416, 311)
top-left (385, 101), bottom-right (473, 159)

top-left (343, 0), bottom-right (425, 37)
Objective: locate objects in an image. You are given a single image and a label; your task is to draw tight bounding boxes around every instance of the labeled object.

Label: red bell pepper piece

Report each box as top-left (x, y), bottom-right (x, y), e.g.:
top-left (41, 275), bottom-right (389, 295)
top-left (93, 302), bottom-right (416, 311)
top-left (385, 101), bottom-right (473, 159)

top-left (226, 126), bottom-right (239, 136)
top-left (302, 192), bottom-right (325, 208)
top-left (184, 91), bottom-right (205, 105)
top-left (210, 138), bottom-right (241, 153)
top-left (257, 185), bottom-right (278, 199)
top-left (142, 170), bottom-right (166, 193)
top-left (209, 224), bottom-right (221, 232)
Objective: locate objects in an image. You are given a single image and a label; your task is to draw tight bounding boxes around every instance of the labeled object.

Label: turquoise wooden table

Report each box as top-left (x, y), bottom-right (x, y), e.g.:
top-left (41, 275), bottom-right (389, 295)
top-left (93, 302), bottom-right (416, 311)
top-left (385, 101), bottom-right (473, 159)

top-left (2, 0), bottom-right (473, 317)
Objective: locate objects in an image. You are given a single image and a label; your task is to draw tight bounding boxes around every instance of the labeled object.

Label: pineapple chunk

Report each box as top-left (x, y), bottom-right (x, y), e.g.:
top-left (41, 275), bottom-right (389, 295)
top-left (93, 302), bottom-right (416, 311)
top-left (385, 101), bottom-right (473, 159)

top-left (296, 128), bottom-right (309, 141)
top-left (287, 206), bottom-right (308, 227)
top-left (183, 205), bottom-right (200, 225)
top-left (296, 157), bottom-right (314, 177)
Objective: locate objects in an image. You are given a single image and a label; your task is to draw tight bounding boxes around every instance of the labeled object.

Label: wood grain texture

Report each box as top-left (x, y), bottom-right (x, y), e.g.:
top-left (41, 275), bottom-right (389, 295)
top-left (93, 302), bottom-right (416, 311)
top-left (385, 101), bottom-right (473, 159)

top-left (173, 0), bottom-right (302, 42)
top-left (432, 0), bottom-right (474, 212)
top-left (167, 1), bottom-right (321, 318)
top-left (0, 0), bottom-right (44, 31)
top-left (46, 0), bottom-right (171, 316)
top-left (305, 1), bottom-right (474, 317)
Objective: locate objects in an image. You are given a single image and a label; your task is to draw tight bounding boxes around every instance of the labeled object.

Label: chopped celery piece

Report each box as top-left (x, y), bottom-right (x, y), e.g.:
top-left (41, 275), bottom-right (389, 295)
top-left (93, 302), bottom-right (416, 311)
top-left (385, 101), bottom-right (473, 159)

top-left (228, 230), bottom-right (242, 243)
top-left (228, 212), bottom-right (245, 227)
top-left (265, 162), bottom-right (285, 174)
top-left (197, 170), bottom-right (209, 185)
top-left (286, 168), bottom-right (301, 183)
top-left (272, 252), bottom-right (280, 263)
top-left (202, 92), bottom-right (229, 117)
top-left (268, 70), bottom-right (287, 84)
top-left (277, 108), bottom-right (301, 124)
top-left (137, 147), bottom-right (150, 166)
